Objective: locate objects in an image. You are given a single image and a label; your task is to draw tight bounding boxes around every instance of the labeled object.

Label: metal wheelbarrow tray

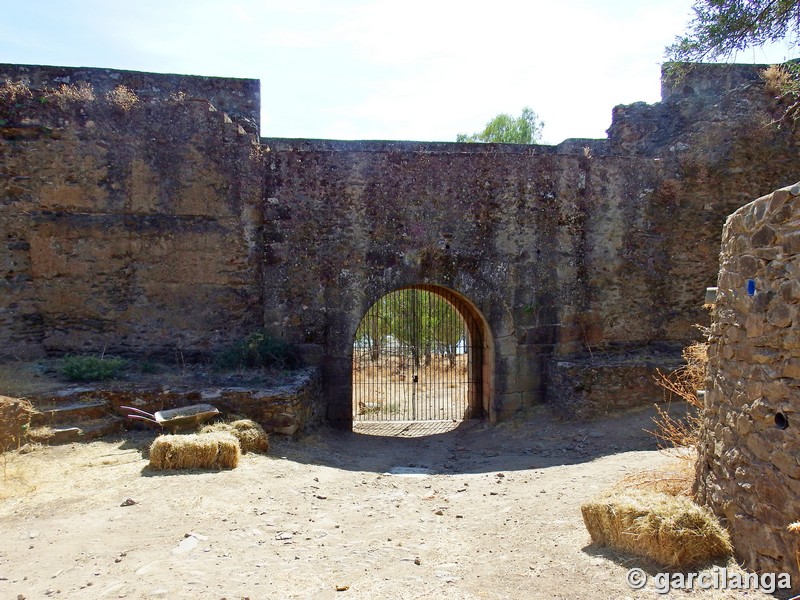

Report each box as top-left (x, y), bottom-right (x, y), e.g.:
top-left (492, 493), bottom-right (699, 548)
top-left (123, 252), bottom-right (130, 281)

top-left (120, 403), bottom-right (220, 432)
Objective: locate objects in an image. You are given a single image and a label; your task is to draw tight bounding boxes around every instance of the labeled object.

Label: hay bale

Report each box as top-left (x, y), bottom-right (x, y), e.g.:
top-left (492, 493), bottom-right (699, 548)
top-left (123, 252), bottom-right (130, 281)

top-left (787, 522), bottom-right (800, 573)
top-left (581, 490), bottom-right (732, 568)
top-left (149, 432), bottom-right (240, 470)
top-left (0, 396), bottom-right (33, 452)
top-left (199, 419), bottom-right (269, 454)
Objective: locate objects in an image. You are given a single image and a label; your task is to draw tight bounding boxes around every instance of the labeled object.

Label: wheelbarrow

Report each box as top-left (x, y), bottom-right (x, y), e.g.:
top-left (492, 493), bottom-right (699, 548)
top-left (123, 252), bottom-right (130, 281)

top-left (120, 403), bottom-right (220, 432)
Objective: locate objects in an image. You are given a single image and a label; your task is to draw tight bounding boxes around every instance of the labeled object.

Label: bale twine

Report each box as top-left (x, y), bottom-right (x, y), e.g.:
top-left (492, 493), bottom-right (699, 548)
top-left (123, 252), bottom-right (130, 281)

top-left (581, 490), bottom-right (732, 568)
top-left (149, 432), bottom-right (240, 470)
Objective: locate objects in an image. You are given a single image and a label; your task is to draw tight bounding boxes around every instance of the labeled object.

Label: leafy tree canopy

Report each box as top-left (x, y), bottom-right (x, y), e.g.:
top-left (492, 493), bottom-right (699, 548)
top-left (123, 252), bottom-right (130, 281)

top-left (665, 0), bottom-right (800, 63)
top-left (456, 107), bottom-right (544, 144)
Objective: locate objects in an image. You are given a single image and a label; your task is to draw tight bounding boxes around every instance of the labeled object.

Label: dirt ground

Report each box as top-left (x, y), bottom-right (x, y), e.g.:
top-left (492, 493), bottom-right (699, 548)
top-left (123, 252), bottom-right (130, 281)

top-left (0, 405), bottom-right (789, 600)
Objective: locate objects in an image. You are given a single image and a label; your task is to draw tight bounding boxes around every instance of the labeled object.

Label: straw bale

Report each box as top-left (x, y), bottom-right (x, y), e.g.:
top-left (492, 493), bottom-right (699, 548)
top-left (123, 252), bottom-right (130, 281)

top-left (199, 419), bottom-right (269, 454)
top-left (581, 490), bottom-right (732, 568)
top-left (149, 432), bottom-right (240, 470)
top-left (0, 396), bottom-right (33, 452)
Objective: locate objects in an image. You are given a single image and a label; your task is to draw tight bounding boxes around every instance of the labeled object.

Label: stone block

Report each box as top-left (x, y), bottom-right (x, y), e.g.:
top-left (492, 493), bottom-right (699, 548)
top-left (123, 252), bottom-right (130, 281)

top-left (782, 231), bottom-right (800, 255)
top-left (751, 225), bottom-right (776, 248)
top-left (779, 279), bottom-right (800, 304)
top-left (783, 359), bottom-right (800, 379)
top-left (770, 450), bottom-right (800, 479)
top-left (767, 302), bottom-right (792, 328)
top-left (744, 313), bottom-right (765, 338)
top-left (738, 254), bottom-right (759, 277)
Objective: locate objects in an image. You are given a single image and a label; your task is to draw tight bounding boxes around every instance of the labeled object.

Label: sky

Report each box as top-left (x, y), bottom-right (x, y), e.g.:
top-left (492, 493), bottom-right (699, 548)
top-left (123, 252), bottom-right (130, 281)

top-left (1, 0), bottom-right (798, 145)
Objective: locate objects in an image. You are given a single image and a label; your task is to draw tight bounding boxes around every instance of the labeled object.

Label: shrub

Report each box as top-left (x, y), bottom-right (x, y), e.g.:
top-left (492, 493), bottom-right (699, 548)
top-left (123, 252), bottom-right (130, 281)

top-left (0, 79), bottom-right (32, 102)
top-left (213, 332), bottom-right (301, 371)
top-left (106, 85), bottom-right (139, 111)
top-left (44, 82), bottom-right (95, 107)
top-left (761, 62), bottom-right (800, 127)
top-left (61, 355), bottom-right (126, 382)
top-left (650, 340), bottom-right (708, 454)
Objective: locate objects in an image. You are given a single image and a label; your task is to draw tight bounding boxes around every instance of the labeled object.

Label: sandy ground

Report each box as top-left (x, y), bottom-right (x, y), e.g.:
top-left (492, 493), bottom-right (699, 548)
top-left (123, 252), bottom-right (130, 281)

top-left (353, 353), bottom-right (473, 421)
top-left (0, 405), bottom-right (790, 600)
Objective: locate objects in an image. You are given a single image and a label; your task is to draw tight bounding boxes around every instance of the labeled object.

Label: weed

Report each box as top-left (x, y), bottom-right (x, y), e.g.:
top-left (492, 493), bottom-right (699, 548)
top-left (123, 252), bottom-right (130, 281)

top-left (44, 82), bottom-right (95, 107)
top-left (169, 90), bottom-right (187, 103)
top-left (649, 339), bottom-right (708, 454)
top-left (761, 62), bottom-right (800, 127)
top-left (0, 79), bottom-right (32, 101)
top-left (213, 331), bottom-right (301, 371)
top-left (106, 85), bottom-right (139, 111)
top-left (62, 354), bottom-right (126, 382)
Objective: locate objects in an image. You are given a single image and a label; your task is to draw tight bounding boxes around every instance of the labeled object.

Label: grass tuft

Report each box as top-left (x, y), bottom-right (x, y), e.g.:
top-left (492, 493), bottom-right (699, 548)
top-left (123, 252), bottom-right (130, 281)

top-left (62, 355), bottom-right (126, 382)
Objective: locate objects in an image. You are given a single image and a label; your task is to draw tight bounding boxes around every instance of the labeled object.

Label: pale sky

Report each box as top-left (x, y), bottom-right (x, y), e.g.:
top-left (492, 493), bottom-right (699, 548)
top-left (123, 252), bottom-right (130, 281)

top-left (1, 0), bottom-right (797, 144)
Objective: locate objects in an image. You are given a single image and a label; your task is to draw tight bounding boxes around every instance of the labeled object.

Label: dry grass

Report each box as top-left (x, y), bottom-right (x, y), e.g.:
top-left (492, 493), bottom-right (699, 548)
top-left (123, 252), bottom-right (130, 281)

top-left (44, 82), bottom-right (96, 107)
top-left (0, 79), bottom-right (33, 101)
top-left (149, 432), bottom-right (240, 470)
top-left (106, 85), bottom-right (139, 111)
top-left (581, 490), bottom-right (732, 568)
top-left (0, 451), bottom-right (38, 499)
top-left (788, 522), bottom-right (800, 574)
top-left (650, 341), bottom-right (708, 454)
top-left (199, 419), bottom-right (269, 454)
top-left (612, 459), bottom-right (696, 497)
top-left (763, 64), bottom-right (794, 95)
top-left (761, 63), bottom-right (800, 126)
top-left (0, 395), bottom-right (33, 453)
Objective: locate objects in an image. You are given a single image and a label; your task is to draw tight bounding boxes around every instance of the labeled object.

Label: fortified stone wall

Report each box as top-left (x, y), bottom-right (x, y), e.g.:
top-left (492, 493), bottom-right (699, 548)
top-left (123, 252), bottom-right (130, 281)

top-left (696, 182), bottom-right (800, 583)
top-left (262, 141), bottom-right (672, 421)
top-left (0, 64), bottom-right (261, 133)
top-left (0, 66), bottom-right (264, 359)
top-left (263, 63), bottom-right (800, 423)
top-left (1, 61), bottom-right (798, 425)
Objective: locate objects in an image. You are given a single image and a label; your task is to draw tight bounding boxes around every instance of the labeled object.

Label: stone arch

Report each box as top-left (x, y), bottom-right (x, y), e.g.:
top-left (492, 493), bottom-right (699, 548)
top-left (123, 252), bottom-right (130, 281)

top-left (342, 283), bottom-right (495, 429)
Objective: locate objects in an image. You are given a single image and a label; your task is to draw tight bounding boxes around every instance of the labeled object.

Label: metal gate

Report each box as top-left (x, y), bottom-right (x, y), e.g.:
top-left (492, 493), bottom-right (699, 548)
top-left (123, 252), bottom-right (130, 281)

top-left (352, 288), bottom-right (482, 422)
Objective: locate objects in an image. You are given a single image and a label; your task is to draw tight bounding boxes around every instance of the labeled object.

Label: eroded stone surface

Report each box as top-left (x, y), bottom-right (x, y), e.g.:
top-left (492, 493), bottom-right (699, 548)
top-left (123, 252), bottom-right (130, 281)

top-left (1, 62), bottom-right (798, 425)
top-left (697, 182), bottom-right (800, 587)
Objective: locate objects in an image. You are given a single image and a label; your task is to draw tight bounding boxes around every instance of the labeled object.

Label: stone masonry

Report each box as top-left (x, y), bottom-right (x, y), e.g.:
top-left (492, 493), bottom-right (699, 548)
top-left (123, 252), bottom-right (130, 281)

top-left (1, 62), bottom-right (799, 426)
top-left (696, 182), bottom-right (800, 584)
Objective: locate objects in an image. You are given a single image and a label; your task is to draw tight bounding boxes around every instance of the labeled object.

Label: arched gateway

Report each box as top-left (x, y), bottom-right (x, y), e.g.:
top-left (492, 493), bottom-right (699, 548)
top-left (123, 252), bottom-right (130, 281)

top-left (352, 285), bottom-right (492, 425)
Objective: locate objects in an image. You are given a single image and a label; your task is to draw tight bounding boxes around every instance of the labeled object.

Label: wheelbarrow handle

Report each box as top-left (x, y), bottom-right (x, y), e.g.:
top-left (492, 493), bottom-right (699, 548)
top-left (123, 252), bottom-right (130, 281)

top-left (119, 406), bottom-right (156, 419)
top-left (125, 414), bottom-right (161, 426)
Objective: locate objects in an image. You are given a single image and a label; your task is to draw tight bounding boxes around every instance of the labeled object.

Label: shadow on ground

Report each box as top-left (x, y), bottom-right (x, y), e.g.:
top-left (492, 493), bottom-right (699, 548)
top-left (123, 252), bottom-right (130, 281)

top-left (267, 402), bottom-right (689, 476)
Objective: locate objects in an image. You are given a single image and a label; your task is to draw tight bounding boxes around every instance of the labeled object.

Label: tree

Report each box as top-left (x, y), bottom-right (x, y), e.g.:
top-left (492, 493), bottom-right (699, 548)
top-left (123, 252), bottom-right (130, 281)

top-left (665, 1), bottom-right (800, 125)
top-left (665, 0), bottom-right (800, 63)
top-left (456, 106), bottom-right (544, 144)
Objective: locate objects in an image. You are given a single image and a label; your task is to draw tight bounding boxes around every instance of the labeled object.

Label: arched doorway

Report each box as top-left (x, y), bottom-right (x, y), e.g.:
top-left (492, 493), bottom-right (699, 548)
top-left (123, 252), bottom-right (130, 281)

top-left (352, 285), bottom-right (489, 425)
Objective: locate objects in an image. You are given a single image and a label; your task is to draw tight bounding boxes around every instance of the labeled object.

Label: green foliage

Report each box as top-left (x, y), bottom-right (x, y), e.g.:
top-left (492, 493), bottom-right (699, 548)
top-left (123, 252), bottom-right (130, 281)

top-left (355, 290), bottom-right (466, 368)
top-left (214, 331), bottom-right (301, 370)
top-left (62, 355), bottom-right (126, 382)
top-left (665, 0), bottom-right (800, 63)
top-left (457, 107), bottom-right (544, 144)
top-left (137, 360), bottom-right (158, 374)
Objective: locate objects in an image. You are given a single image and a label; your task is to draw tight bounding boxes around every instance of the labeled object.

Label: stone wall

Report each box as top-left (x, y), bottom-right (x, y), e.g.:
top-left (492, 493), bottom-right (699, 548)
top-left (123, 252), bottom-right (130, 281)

top-left (1, 61), bottom-right (799, 425)
top-left (262, 63), bottom-right (800, 423)
top-left (696, 182), bottom-right (800, 584)
top-left (1, 69), bottom-right (264, 359)
top-left (0, 63), bottom-right (261, 133)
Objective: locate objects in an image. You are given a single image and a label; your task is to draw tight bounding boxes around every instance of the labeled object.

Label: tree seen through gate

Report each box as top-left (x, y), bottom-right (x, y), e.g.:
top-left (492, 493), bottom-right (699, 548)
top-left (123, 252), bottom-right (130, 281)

top-left (352, 288), bottom-right (481, 422)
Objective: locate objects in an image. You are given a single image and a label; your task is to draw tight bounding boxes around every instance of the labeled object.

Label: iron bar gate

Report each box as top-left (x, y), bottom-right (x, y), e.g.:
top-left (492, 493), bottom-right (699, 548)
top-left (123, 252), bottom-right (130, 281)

top-left (353, 288), bottom-right (482, 422)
